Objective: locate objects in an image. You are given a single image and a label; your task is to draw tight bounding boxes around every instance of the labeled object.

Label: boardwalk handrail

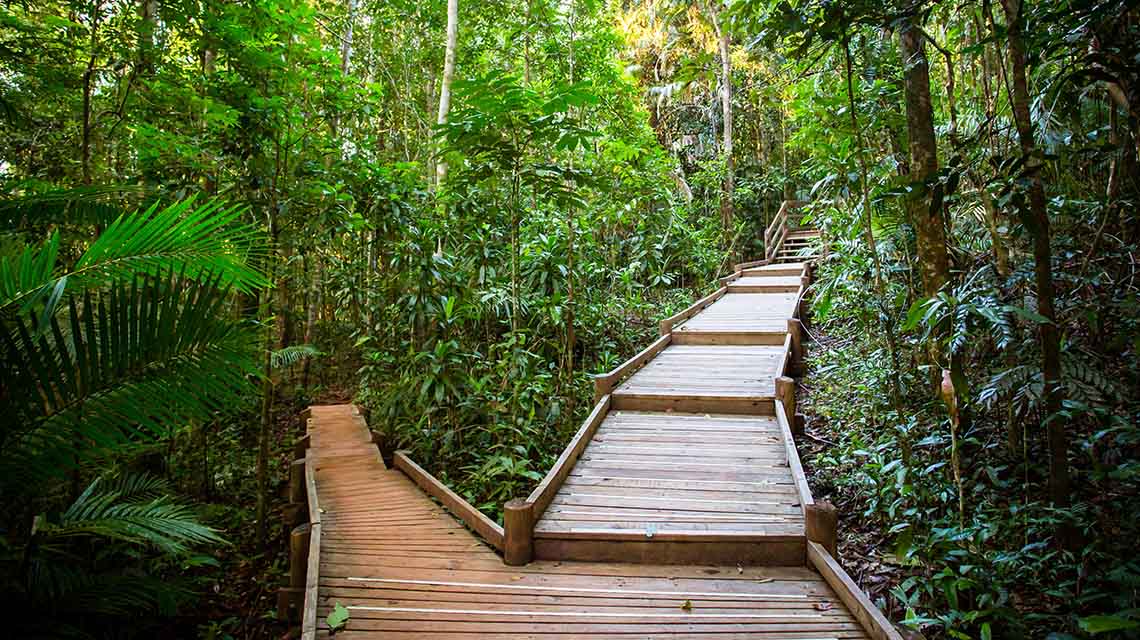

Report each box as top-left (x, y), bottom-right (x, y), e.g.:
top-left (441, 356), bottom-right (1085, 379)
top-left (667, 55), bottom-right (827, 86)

top-left (658, 286), bottom-right (728, 335)
top-left (301, 456), bottom-right (321, 640)
top-left (394, 451), bottom-right (505, 550)
top-left (526, 395), bottom-right (612, 518)
top-left (592, 333), bottom-right (671, 402)
top-left (808, 541), bottom-right (906, 640)
top-left (775, 399), bottom-right (814, 517)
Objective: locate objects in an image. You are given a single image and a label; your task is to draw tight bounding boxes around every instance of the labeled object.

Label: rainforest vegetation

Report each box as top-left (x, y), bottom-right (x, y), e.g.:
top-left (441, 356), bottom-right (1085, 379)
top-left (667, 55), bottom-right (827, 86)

top-left (1, 0), bottom-right (1138, 637)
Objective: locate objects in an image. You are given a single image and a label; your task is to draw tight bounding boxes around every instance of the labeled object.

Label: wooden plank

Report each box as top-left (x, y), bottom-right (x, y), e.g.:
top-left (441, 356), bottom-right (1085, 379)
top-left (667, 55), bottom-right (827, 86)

top-left (527, 395), bottom-right (611, 518)
top-left (775, 400), bottom-right (814, 516)
top-left (658, 287), bottom-right (728, 335)
top-left (394, 451), bottom-right (505, 550)
top-left (593, 334), bottom-right (670, 402)
top-left (534, 536), bottom-right (806, 566)
top-left (808, 542), bottom-right (905, 640)
top-left (670, 329), bottom-right (787, 345)
top-left (302, 457), bottom-right (321, 640)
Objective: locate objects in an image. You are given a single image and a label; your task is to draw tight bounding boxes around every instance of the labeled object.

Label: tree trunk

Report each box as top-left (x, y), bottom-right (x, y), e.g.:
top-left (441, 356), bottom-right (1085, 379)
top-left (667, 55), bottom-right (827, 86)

top-left (341, 0), bottom-right (358, 74)
top-left (436, 0), bottom-right (459, 184)
top-left (999, 0), bottom-right (1071, 512)
top-left (714, 13), bottom-right (734, 251)
top-left (898, 14), bottom-right (949, 299)
top-left (844, 39), bottom-right (905, 419)
top-left (138, 0), bottom-right (158, 75)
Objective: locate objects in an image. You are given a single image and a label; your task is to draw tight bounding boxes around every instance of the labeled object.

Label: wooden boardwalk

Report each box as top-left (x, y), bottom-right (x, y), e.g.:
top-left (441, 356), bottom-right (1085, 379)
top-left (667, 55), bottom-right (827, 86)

top-left (286, 214), bottom-right (906, 639)
top-left (304, 406), bottom-right (873, 639)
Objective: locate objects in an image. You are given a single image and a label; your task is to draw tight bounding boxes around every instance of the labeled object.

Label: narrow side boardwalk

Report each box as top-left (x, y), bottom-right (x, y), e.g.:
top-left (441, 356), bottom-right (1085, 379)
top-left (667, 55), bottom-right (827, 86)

top-left (307, 405), bottom-right (869, 638)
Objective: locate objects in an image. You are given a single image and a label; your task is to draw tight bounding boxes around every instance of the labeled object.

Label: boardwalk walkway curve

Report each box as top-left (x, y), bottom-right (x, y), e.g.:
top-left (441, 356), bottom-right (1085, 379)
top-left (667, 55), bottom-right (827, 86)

top-left (283, 205), bottom-right (907, 639)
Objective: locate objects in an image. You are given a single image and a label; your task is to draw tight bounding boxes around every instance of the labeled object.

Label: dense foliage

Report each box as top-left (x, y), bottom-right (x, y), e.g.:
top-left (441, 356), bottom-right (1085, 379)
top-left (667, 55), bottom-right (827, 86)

top-left (1, 0), bottom-right (1137, 638)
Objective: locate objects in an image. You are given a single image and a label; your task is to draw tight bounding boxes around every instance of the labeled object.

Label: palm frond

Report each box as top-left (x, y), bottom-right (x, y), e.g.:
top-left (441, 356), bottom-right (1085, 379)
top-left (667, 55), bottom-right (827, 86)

top-left (0, 196), bottom-right (269, 315)
top-left (0, 270), bottom-right (261, 484)
top-left (0, 183), bottom-right (150, 230)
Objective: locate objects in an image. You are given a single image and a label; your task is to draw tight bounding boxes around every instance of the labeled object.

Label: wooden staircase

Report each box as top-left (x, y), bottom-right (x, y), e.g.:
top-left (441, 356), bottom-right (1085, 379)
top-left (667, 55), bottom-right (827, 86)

top-left (764, 201), bottom-right (823, 264)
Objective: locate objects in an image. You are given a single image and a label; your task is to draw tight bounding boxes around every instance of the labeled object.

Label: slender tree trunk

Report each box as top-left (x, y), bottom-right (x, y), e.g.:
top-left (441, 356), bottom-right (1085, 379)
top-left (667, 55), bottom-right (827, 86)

top-left (138, 0), bottom-right (158, 75)
top-left (713, 12), bottom-right (734, 251)
top-left (999, 0), bottom-right (1071, 512)
top-left (81, 8), bottom-right (102, 186)
top-left (436, 0), bottom-right (458, 184)
top-left (844, 39), bottom-right (905, 419)
top-left (341, 0), bottom-right (358, 74)
top-left (899, 13), bottom-right (950, 299)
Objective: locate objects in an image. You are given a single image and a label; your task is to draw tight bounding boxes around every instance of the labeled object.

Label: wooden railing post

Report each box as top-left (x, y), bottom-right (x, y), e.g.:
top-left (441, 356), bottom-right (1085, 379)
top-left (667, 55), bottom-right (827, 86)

top-left (503, 499), bottom-right (534, 566)
top-left (290, 523), bottom-right (311, 589)
top-left (775, 376), bottom-right (796, 420)
top-left (806, 501), bottom-right (838, 557)
top-left (787, 318), bottom-right (803, 376)
top-left (279, 430), bottom-right (313, 624)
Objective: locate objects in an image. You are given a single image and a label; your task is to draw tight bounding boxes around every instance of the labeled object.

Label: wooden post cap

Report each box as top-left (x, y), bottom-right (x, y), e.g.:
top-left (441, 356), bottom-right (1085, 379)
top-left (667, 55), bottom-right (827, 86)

top-left (502, 499), bottom-right (534, 566)
top-left (805, 501), bottom-right (838, 557)
top-left (775, 376), bottom-right (796, 419)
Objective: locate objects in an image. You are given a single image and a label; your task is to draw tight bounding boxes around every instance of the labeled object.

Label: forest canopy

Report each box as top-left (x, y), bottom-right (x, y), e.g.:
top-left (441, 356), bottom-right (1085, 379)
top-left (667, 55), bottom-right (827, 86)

top-left (1, 0), bottom-right (1138, 638)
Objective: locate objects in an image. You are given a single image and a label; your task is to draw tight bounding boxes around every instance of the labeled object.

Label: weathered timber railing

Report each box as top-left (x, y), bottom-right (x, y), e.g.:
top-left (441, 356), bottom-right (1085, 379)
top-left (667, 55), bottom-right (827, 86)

top-left (658, 287), bottom-right (728, 335)
top-left (764, 199), bottom-right (808, 261)
top-left (275, 409), bottom-right (322, 640)
top-left (591, 333), bottom-right (671, 403)
top-left (394, 451), bottom-right (505, 549)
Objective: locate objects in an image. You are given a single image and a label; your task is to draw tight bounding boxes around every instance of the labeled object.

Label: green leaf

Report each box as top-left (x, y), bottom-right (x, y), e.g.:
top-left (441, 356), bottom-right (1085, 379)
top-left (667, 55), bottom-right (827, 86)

top-left (1078, 615), bottom-right (1140, 634)
top-left (327, 603), bottom-right (350, 633)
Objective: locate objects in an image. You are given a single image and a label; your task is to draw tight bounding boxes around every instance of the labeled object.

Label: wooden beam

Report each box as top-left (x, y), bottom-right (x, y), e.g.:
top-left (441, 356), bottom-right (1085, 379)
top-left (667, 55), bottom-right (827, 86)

top-left (658, 287), bottom-right (727, 335)
top-left (534, 536), bottom-right (805, 566)
top-left (669, 330), bottom-right (787, 346)
top-left (718, 270), bottom-right (743, 285)
top-left (393, 451), bottom-right (505, 550)
top-left (527, 396), bottom-right (611, 518)
top-left (808, 541), bottom-right (907, 640)
top-left (593, 334), bottom-right (670, 403)
top-left (300, 452), bottom-right (320, 640)
top-left (292, 433), bottom-right (310, 460)
top-left (775, 399), bottom-right (814, 517)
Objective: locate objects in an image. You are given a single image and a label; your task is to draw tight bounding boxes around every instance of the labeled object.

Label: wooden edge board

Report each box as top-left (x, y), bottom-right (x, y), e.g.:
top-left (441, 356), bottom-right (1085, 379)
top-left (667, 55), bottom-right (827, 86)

top-left (301, 455), bottom-right (320, 640)
top-left (718, 270), bottom-right (743, 285)
top-left (775, 333), bottom-right (792, 378)
top-left (808, 541), bottom-right (909, 640)
top-left (734, 258), bottom-right (769, 270)
top-left (393, 451), bottom-right (505, 550)
top-left (527, 395), bottom-right (612, 518)
top-left (305, 457), bottom-right (321, 525)
top-left (658, 287), bottom-right (728, 335)
top-left (670, 330), bottom-right (787, 346)
top-left (593, 333), bottom-right (671, 400)
top-left (775, 400), bottom-right (814, 514)
top-left (534, 529), bottom-right (805, 543)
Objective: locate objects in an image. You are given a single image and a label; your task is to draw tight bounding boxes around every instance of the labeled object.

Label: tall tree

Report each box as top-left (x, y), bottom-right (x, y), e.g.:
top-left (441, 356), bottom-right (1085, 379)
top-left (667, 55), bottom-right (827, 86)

top-left (437, 0), bottom-right (459, 183)
top-left (711, 6), bottom-right (734, 250)
top-left (898, 9), bottom-right (949, 300)
top-left (998, 0), bottom-right (1071, 512)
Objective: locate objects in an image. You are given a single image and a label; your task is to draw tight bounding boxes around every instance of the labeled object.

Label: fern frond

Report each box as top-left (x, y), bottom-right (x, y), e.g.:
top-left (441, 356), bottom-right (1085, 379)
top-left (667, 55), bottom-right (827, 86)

top-left (271, 344), bottom-right (323, 368)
